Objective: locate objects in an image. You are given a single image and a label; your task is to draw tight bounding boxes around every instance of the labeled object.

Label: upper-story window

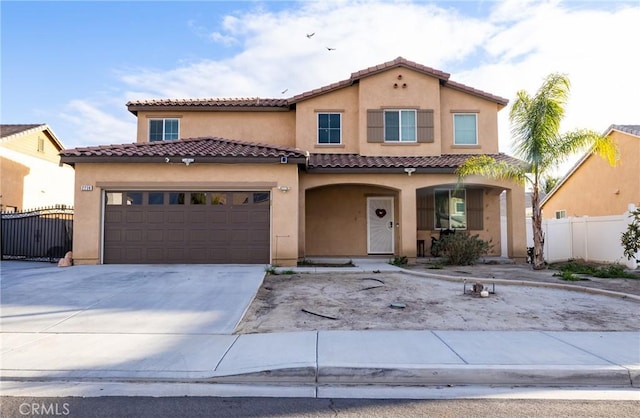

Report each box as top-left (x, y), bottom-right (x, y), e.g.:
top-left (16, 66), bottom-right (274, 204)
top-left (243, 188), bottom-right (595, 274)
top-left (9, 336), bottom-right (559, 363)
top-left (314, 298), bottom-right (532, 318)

top-left (384, 109), bottom-right (416, 142)
top-left (149, 118), bottom-right (179, 141)
top-left (453, 113), bottom-right (477, 145)
top-left (318, 113), bottom-right (341, 144)
top-left (367, 109), bottom-right (433, 144)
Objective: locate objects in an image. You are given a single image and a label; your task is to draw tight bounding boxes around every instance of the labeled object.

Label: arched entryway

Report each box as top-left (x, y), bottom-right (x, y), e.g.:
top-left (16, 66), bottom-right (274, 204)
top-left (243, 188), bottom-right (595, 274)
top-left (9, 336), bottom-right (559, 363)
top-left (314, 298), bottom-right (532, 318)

top-left (304, 184), bottom-right (399, 257)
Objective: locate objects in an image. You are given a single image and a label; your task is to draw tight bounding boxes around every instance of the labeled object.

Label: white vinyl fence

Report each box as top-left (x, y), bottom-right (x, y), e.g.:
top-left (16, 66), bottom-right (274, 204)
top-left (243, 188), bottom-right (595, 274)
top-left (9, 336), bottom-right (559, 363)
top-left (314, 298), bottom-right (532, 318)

top-left (525, 204), bottom-right (638, 269)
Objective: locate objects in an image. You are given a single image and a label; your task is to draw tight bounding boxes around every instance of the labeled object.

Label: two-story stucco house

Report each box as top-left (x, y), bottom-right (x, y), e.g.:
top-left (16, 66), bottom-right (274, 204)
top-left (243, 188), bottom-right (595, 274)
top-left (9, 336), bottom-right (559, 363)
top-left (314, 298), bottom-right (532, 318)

top-left (1, 124), bottom-right (75, 212)
top-left (541, 124), bottom-right (640, 219)
top-left (60, 57), bottom-right (527, 266)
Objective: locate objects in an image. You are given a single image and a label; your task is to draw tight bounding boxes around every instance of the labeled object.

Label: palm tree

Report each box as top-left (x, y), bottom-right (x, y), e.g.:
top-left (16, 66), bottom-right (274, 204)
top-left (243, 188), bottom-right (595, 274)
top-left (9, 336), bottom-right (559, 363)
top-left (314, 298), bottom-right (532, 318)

top-left (456, 73), bottom-right (618, 270)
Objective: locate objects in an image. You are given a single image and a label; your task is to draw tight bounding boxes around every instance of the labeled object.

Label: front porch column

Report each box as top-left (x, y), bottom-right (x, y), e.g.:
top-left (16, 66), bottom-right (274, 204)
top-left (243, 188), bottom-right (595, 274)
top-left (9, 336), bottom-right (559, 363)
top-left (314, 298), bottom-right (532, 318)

top-left (506, 187), bottom-right (527, 261)
top-left (399, 186), bottom-right (417, 261)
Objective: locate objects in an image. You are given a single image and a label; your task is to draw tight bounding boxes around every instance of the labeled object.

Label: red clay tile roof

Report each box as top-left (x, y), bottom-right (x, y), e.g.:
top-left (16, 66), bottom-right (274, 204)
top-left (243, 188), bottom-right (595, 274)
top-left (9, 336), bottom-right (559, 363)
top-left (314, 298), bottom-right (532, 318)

top-left (127, 98), bottom-right (290, 115)
top-left (1, 124), bottom-right (46, 139)
top-left (126, 57), bottom-right (508, 114)
top-left (307, 153), bottom-right (523, 173)
top-left (60, 137), bottom-right (307, 165)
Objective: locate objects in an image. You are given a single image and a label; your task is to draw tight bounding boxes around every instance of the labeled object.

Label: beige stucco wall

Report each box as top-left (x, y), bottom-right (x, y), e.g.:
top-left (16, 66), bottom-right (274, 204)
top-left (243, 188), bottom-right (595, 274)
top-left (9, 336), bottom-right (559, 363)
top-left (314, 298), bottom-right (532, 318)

top-left (305, 184), bottom-right (398, 256)
top-left (439, 86), bottom-right (501, 154)
top-left (132, 67), bottom-right (502, 160)
top-left (300, 173), bottom-right (526, 261)
top-left (295, 85), bottom-right (359, 153)
top-left (542, 132), bottom-right (640, 218)
top-left (71, 162), bottom-right (299, 266)
top-left (357, 69), bottom-right (443, 157)
top-left (135, 110), bottom-right (296, 147)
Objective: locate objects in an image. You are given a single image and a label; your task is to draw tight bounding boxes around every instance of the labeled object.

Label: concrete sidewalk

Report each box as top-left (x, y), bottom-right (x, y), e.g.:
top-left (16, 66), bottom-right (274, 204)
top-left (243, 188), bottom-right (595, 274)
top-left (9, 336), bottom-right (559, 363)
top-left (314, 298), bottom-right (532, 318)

top-left (2, 330), bottom-right (638, 388)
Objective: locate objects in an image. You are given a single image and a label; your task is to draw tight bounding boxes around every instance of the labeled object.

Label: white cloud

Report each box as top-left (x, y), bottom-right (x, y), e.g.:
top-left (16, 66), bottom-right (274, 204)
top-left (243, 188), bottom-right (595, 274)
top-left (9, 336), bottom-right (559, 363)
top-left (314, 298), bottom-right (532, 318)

top-left (119, 1), bottom-right (494, 99)
top-left (60, 100), bottom-right (136, 147)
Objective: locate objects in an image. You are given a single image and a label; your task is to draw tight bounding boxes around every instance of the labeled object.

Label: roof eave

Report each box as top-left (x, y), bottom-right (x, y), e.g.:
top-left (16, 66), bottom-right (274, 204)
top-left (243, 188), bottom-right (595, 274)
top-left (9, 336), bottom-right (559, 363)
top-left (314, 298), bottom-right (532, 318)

top-left (305, 167), bottom-right (457, 174)
top-left (59, 155), bottom-right (307, 165)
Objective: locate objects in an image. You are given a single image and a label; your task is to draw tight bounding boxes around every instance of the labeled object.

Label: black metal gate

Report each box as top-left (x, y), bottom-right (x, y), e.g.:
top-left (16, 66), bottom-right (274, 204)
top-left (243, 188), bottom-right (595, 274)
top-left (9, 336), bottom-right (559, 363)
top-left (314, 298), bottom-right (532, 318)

top-left (1, 205), bottom-right (73, 262)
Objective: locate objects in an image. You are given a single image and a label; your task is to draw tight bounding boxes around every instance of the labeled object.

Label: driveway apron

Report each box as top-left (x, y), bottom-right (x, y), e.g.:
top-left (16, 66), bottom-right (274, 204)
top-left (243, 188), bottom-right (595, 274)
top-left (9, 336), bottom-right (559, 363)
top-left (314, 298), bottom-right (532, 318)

top-left (1, 263), bottom-right (267, 335)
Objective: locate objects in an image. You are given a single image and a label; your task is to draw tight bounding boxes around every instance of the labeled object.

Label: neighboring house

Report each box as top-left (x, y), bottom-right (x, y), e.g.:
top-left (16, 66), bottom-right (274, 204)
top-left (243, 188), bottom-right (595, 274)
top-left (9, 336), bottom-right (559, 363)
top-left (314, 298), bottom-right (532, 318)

top-left (60, 57), bottom-right (527, 266)
top-left (1, 124), bottom-right (75, 212)
top-left (541, 124), bottom-right (640, 219)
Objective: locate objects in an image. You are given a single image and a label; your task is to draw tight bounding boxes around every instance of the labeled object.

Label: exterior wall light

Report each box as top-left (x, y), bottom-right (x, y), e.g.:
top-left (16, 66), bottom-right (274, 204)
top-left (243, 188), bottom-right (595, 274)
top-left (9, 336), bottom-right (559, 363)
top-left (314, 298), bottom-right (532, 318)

top-left (278, 186), bottom-right (291, 192)
top-left (404, 167), bottom-right (416, 176)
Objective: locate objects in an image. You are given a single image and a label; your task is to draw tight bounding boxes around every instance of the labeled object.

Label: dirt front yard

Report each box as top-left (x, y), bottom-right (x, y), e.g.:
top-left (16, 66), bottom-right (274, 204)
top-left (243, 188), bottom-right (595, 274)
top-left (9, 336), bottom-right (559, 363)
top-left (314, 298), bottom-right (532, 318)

top-left (235, 266), bottom-right (640, 334)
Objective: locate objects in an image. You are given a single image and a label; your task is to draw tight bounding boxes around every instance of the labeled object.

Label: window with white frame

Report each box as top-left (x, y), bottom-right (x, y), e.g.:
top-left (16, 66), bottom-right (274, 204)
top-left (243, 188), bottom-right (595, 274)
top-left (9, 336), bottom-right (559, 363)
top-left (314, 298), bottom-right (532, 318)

top-left (434, 189), bottom-right (467, 229)
top-left (384, 109), bottom-right (416, 142)
top-left (149, 118), bottom-right (179, 141)
top-left (555, 210), bottom-right (567, 219)
top-left (317, 113), bottom-right (341, 144)
top-left (453, 113), bottom-right (477, 145)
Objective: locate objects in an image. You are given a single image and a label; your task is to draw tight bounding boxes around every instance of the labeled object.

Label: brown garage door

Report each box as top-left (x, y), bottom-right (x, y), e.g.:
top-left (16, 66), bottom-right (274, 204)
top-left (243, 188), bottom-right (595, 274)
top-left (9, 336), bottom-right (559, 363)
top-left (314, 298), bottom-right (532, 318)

top-left (103, 191), bottom-right (270, 264)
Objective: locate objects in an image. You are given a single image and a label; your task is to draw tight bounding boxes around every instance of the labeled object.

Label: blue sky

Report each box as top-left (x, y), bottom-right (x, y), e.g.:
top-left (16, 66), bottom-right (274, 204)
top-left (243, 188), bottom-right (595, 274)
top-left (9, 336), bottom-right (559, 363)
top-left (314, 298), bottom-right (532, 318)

top-left (2, 0), bottom-right (639, 175)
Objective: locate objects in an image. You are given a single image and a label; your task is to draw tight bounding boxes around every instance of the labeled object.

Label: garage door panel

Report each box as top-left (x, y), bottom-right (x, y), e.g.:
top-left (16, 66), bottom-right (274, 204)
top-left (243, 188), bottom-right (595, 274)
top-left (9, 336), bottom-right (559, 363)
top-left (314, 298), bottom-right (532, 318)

top-left (147, 230), bottom-right (164, 242)
top-left (250, 210), bottom-right (270, 222)
top-left (231, 211), bottom-right (249, 223)
top-left (189, 230), bottom-right (208, 242)
top-left (125, 230), bottom-right (143, 242)
top-left (104, 190), bottom-right (270, 264)
top-left (105, 212), bottom-right (123, 223)
top-left (147, 211), bottom-right (164, 223)
top-left (145, 248), bottom-right (164, 262)
top-left (104, 229), bottom-right (122, 242)
top-left (126, 211), bottom-right (144, 223)
top-left (167, 211), bottom-right (185, 223)
top-left (167, 230), bottom-right (185, 241)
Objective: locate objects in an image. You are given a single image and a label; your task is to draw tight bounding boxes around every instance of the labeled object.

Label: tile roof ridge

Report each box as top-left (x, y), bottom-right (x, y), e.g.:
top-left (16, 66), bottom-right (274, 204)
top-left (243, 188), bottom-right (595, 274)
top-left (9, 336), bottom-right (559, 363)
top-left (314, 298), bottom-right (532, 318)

top-left (126, 97), bottom-right (286, 105)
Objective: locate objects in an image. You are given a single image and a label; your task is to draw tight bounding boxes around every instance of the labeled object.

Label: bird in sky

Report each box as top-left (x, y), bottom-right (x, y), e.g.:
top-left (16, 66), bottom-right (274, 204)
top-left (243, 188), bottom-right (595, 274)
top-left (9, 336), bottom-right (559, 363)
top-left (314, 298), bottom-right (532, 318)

top-left (326, 47), bottom-right (336, 51)
top-left (306, 32), bottom-right (315, 38)
top-left (281, 89), bottom-right (288, 94)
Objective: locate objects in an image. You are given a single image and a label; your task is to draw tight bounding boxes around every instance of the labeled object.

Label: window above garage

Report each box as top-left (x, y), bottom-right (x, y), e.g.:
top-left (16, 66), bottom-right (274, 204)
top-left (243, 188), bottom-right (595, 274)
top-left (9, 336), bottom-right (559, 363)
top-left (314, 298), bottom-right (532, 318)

top-left (149, 118), bottom-right (179, 141)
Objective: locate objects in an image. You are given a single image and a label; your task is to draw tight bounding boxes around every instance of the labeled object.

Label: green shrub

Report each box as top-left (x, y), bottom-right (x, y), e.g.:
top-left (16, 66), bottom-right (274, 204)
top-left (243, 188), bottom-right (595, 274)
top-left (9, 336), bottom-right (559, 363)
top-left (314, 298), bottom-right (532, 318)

top-left (551, 261), bottom-right (636, 279)
top-left (390, 255), bottom-right (408, 266)
top-left (621, 208), bottom-right (640, 262)
top-left (437, 232), bottom-right (492, 266)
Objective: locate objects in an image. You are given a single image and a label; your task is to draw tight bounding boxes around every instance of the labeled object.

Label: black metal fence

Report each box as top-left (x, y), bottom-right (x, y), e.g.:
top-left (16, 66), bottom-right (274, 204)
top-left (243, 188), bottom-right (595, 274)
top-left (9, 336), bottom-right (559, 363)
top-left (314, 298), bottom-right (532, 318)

top-left (1, 205), bottom-right (74, 262)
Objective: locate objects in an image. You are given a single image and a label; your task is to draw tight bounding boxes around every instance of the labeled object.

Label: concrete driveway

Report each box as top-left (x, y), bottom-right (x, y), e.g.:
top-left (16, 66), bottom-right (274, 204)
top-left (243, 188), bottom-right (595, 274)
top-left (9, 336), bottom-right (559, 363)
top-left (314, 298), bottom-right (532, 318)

top-left (1, 261), bottom-right (267, 381)
top-left (1, 261), bottom-right (266, 335)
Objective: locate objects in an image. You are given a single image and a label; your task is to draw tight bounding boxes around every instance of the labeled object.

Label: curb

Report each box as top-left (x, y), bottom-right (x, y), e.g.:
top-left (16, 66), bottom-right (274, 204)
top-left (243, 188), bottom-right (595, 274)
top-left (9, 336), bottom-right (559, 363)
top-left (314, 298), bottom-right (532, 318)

top-left (3, 365), bottom-right (635, 388)
top-left (401, 269), bottom-right (640, 302)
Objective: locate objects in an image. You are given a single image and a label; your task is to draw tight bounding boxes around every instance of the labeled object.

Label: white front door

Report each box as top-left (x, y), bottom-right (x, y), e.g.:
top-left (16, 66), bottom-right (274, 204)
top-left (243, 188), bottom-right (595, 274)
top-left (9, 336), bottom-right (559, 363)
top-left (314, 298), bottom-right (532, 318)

top-left (367, 197), bottom-right (394, 254)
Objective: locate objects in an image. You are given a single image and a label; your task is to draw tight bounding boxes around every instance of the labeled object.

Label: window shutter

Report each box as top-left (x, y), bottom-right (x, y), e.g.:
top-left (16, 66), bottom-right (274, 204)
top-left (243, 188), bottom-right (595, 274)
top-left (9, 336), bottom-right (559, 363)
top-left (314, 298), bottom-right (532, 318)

top-left (467, 188), bottom-right (483, 230)
top-left (417, 190), bottom-right (435, 230)
top-left (417, 109), bottom-right (434, 143)
top-left (367, 109), bottom-right (384, 143)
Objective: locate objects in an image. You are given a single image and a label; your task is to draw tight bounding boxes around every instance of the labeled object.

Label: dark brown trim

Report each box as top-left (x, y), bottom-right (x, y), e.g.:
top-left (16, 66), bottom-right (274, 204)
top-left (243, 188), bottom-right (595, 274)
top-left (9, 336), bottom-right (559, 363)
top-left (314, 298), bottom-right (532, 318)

top-left (305, 167), bottom-right (457, 174)
top-left (60, 156), bottom-right (307, 166)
